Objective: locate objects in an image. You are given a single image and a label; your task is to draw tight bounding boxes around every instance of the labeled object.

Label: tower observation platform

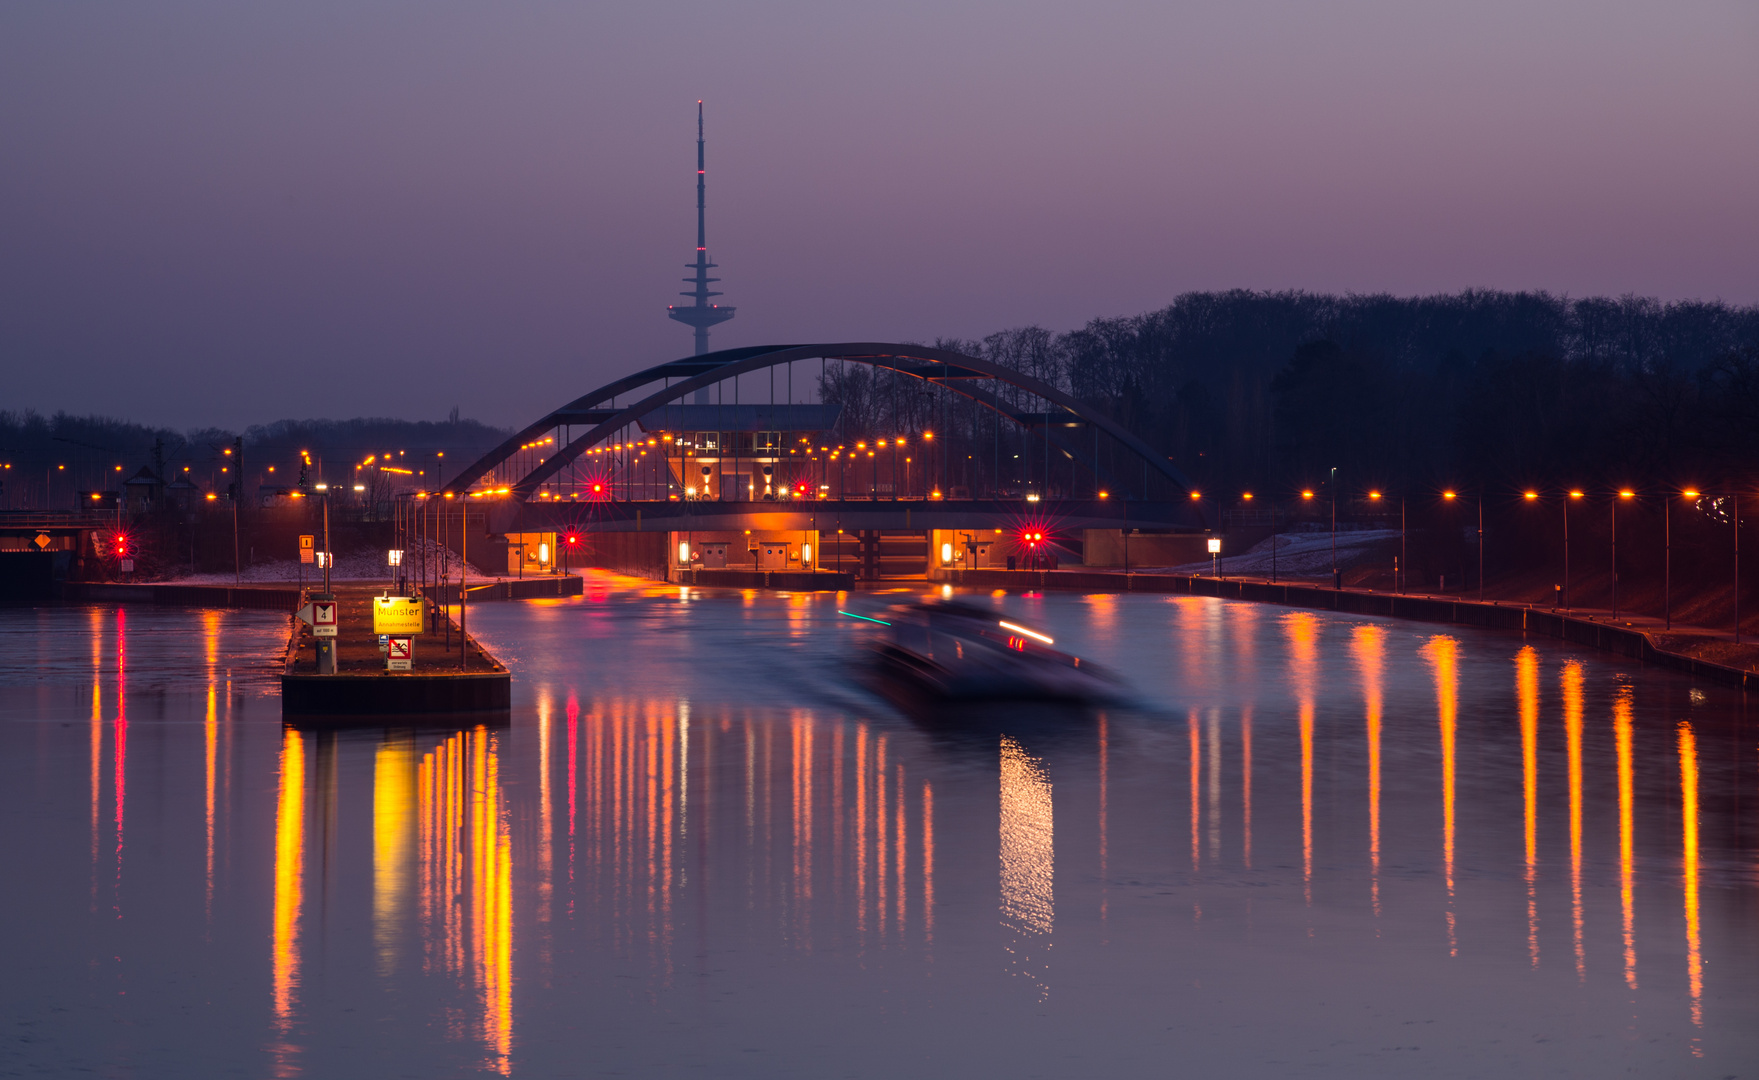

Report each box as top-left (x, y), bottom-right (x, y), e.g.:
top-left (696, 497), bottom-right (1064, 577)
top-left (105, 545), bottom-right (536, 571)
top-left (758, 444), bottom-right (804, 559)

top-left (666, 101), bottom-right (735, 369)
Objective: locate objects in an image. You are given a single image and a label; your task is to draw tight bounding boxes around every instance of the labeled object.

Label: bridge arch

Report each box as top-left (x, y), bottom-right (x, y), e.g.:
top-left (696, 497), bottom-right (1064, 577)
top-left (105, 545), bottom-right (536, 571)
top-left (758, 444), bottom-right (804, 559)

top-left (446, 342), bottom-right (1194, 502)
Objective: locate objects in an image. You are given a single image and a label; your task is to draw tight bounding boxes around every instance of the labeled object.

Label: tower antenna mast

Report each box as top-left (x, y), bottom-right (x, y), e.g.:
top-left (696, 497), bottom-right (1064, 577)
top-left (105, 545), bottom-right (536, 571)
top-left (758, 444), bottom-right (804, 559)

top-left (666, 101), bottom-right (735, 389)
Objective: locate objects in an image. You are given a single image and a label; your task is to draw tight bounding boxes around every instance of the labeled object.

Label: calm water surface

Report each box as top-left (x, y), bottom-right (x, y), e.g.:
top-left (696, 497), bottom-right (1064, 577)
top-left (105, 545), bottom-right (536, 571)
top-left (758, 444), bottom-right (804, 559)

top-left (1, 575), bottom-right (1755, 1078)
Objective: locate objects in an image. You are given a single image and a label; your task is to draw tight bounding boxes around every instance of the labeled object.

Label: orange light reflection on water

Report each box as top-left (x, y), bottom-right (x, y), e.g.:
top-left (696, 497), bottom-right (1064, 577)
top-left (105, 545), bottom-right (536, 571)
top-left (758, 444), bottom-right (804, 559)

top-left (1351, 625), bottom-right (1384, 918)
top-left (1516, 646), bottom-right (1540, 965)
top-left (1188, 709), bottom-right (1201, 872)
top-left (1285, 613), bottom-right (1318, 906)
top-left (1562, 661), bottom-right (1585, 979)
top-left (270, 727), bottom-right (306, 1073)
top-left (1678, 721), bottom-right (1702, 1044)
top-left (1422, 635), bottom-right (1459, 955)
top-left (1241, 707), bottom-right (1253, 870)
top-left (999, 734), bottom-right (1053, 1000)
top-left (1615, 687), bottom-right (1638, 988)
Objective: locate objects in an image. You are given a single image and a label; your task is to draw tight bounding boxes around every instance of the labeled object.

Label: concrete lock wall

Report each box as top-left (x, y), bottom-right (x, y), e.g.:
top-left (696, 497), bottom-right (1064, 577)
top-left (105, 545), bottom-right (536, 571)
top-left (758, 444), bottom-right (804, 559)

top-left (576, 531), bottom-right (671, 580)
top-left (928, 528), bottom-right (1008, 570)
top-left (505, 532), bottom-right (558, 575)
top-left (1082, 529), bottom-right (1212, 568)
top-left (669, 530), bottom-right (820, 577)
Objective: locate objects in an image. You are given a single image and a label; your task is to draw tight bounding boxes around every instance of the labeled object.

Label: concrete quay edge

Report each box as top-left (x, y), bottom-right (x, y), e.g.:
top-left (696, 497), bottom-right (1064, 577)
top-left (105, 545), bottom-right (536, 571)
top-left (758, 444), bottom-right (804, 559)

top-left (930, 566), bottom-right (1758, 692)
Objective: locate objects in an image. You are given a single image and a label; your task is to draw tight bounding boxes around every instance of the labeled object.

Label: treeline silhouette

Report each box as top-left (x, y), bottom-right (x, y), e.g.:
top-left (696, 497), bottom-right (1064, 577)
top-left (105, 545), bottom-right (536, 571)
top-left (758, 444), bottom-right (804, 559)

top-left (0, 409), bottom-right (507, 507)
top-left (826, 289), bottom-right (1759, 497)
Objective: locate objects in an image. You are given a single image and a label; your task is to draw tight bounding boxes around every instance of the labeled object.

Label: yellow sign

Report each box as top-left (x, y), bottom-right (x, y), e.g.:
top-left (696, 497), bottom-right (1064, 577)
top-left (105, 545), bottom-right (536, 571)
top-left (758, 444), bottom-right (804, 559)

top-left (372, 596), bottom-right (425, 635)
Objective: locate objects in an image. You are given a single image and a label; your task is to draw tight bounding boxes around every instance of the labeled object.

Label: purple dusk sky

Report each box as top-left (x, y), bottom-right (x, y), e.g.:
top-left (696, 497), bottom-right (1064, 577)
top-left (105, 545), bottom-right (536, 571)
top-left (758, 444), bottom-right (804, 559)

top-left (2, 0), bottom-right (1756, 431)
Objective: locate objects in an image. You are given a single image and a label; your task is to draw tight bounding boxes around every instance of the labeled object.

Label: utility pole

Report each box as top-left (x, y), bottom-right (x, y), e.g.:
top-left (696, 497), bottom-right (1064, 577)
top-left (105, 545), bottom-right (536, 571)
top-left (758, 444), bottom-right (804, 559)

top-left (1723, 496), bottom-right (1737, 647)
top-left (1477, 490), bottom-right (1484, 602)
top-left (232, 436), bottom-right (243, 584)
top-left (1400, 497), bottom-right (1407, 593)
top-left (1329, 467), bottom-right (1338, 590)
top-left (460, 502), bottom-right (469, 671)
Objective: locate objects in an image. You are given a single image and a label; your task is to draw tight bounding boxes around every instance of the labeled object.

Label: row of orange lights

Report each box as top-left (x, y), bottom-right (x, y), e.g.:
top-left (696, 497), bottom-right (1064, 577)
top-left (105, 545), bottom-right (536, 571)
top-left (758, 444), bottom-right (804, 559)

top-left (1184, 487), bottom-right (1707, 502)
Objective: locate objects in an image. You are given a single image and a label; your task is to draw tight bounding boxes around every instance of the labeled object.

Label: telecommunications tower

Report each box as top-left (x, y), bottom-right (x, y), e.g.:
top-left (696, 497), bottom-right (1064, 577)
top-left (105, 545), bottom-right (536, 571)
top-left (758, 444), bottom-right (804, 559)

top-left (666, 102), bottom-right (735, 384)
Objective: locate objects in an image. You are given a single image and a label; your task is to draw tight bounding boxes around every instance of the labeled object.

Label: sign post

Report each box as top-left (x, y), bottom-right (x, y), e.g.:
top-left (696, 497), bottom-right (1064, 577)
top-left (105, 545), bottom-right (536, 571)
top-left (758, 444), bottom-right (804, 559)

top-left (386, 635), bottom-right (412, 671)
top-left (372, 596), bottom-right (424, 636)
top-left (298, 535), bottom-right (313, 588)
top-left (298, 593), bottom-right (339, 674)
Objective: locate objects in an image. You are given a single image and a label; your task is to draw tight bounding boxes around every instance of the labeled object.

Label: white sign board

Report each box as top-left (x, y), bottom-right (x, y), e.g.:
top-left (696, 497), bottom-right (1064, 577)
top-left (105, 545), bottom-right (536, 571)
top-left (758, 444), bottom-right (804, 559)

top-left (305, 600), bottom-right (337, 638)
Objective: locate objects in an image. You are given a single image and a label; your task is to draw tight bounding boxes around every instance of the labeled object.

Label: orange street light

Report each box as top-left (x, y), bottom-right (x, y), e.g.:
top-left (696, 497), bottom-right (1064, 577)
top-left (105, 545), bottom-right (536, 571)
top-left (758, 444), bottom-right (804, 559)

top-left (1242, 492), bottom-right (1254, 501)
top-left (1524, 491), bottom-right (1538, 501)
top-left (1619, 489), bottom-right (1635, 499)
top-left (1569, 490), bottom-right (1584, 499)
top-left (1368, 490), bottom-right (1381, 501)
top-left (1443, 490), bottom-right (1457, 501)
top-left (1301, 490), bottom-right (1314, 500)
top-left (1667, 489), bottom-right (1704, 630)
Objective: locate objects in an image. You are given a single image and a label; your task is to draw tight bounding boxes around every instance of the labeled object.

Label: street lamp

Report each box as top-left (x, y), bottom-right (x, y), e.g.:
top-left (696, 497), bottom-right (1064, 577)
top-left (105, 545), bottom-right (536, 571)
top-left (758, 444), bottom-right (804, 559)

top-left (1564, 489), bottom-right (1584, 612)
top-left (1612, 489), bottom-right (1635, 619)
top-left (1668, 489), bottom-right (1702, 631)
top-left (1329, 468), bottom-right (1339, 590)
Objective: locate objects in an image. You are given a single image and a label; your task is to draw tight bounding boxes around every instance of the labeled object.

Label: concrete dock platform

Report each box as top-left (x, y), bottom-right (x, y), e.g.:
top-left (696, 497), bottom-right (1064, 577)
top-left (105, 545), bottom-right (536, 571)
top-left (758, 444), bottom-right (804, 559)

top-left (281, 585), bottom-right (510, 717)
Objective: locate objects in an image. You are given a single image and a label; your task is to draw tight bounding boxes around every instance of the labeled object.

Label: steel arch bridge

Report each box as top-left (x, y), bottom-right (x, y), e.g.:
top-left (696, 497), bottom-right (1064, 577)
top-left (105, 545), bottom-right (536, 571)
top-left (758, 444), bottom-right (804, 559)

top-left (447, 342), bottom-right (1195, 508)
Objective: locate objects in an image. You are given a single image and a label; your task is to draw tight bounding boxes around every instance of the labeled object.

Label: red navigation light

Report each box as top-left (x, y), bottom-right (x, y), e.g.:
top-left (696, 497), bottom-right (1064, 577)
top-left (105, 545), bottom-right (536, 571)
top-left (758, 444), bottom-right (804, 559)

top-left (564, 532), bottom-right (580, 546)
top-left (591, 483), bottom-right (604, 494)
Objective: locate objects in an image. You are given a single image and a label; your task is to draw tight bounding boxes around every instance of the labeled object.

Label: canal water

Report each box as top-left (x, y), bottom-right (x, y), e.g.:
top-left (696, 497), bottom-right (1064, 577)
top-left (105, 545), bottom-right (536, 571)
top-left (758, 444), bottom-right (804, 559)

top-left (1, 575), bottom-right (1753, 1077)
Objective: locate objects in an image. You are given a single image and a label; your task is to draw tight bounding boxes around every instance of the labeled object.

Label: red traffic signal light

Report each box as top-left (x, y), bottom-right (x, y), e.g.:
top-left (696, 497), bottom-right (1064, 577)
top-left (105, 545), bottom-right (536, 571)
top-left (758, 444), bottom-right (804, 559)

top-left (564, 532), bottom-right (580, 546)
top-left (113, 534), bottom-right (129, 557)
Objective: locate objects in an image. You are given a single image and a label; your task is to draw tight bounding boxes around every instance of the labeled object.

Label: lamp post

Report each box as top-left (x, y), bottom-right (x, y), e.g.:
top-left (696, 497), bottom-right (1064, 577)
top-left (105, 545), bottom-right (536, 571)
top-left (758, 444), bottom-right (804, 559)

top-left (1439, 489), bottom-right (1483, 601)
top-left (1668, 488), bottom-right (1703, 631)
top-left (1565, 489), bottom-right (1583, 612)
top-left (1442, 490), bottom-right (1458, 593)
top-left (1612, 489), bottom-right (1634, 619)
top-left (1364, 492), bottom-right (1379, 591)
top-left (1300, 487), bottom-right (1315, 583)
top-left (1329, 467), bottom-right (1339, 590)
top-left (1190, 489), bottom-right (1206, 573)
top-left (1400, 495), bottom-right (1407, 592)
top-left (1477, 490), bottom-right (1484, 601)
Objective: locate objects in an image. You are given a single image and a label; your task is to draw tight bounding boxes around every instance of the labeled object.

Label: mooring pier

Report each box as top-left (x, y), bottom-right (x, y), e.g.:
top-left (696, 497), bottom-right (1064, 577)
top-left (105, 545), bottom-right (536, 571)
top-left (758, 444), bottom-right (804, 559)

top-left (280, 584), bottom-right (510, 717)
